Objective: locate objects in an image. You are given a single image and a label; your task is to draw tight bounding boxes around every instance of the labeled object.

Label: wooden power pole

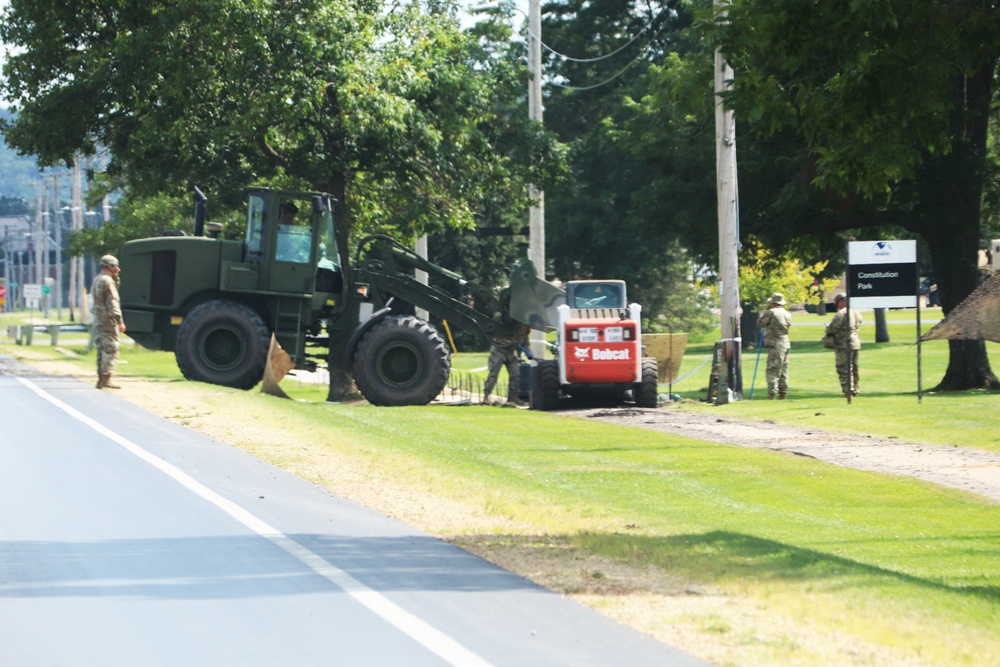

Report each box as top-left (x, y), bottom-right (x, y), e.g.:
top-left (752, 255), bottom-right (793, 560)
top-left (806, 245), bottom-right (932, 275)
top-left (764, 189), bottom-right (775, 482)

top-left (714, 0), bottom-right (742, 401)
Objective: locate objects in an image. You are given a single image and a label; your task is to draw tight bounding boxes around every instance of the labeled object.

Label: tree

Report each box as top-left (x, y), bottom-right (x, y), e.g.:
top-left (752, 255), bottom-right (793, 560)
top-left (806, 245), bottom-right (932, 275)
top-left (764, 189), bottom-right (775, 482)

top-left (1, 0), bottom-right (559, 398)
top-left (0, 0), bottom-right (556, 237)
top-left (704, 0), bottom-right (1000, 390)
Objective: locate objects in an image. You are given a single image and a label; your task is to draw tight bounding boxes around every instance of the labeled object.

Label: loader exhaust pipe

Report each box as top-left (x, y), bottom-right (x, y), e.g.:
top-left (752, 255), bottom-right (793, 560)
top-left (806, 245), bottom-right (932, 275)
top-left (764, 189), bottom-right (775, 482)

top-left (193, 186), bottom-right (207, 237)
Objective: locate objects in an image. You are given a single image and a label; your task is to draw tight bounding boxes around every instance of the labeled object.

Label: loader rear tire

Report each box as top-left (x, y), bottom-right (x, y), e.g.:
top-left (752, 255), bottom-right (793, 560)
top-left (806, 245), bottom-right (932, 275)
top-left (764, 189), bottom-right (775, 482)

top-left (634, 357), bottom-right (659, 408)
top-left (531, 359), bottom-right (561, 411)
top-left (352, 315), bottom-right (451, 406)
top-left (175, 300), bottom-right (270, 390)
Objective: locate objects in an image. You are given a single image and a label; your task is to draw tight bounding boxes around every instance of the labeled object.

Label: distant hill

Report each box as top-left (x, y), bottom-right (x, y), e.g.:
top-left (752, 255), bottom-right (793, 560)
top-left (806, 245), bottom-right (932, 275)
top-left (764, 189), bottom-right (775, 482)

top-left (0, 108), bottom-right (43, 202)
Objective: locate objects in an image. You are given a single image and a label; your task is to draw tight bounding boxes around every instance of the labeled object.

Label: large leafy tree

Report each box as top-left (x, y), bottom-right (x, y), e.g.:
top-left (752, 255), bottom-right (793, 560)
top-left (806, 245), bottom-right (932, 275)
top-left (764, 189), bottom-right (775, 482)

top-left (0, 0), bottom-right (555, 248)
top-left (704, 0), bottom-right (1000, 390)
top-left (0, 0), bottom-right (561, 398)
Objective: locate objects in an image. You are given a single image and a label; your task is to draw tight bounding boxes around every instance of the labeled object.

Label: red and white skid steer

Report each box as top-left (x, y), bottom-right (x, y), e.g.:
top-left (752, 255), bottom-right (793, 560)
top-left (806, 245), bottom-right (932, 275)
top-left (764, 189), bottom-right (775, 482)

top-left (527, 279), bottom-right (659, 410)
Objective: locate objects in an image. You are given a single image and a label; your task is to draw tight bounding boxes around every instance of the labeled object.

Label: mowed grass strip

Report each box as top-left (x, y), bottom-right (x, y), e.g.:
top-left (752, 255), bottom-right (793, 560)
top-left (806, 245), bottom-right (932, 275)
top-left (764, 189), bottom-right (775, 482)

top-left (4, 313), bottom-right (1000, 666)
top-left (675, 310), bottom-right (1000, 453)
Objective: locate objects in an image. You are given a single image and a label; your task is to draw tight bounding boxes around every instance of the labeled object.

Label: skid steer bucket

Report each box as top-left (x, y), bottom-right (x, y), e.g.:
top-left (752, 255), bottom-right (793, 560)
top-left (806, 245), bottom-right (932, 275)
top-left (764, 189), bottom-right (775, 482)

top-left (508, 258), bottom-right (566, 331)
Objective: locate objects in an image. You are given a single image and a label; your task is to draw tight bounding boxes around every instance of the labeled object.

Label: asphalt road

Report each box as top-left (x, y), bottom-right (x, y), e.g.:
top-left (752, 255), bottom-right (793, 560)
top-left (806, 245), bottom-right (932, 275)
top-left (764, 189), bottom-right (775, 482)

top-left (0, 366), bottom-right (708, 667)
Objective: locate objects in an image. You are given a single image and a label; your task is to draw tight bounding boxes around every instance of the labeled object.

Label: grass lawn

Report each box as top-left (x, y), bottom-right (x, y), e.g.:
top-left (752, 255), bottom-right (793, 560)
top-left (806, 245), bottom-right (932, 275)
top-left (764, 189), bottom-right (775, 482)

top-left (3, 305), bottom-right (999, 666)
top-left (672, 307), bottom-right (1000, 454)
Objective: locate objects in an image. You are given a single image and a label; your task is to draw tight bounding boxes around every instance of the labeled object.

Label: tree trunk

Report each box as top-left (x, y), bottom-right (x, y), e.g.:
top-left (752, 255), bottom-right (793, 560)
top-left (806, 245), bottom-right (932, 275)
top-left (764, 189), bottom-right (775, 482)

top-left (936, 340), bottom-right (1000, 391)
top-left (917, 67), bottom-right (999, 391)
top-left (740, 301), bottom-right (759, 350)
top-left (326, 366), bottom-right (361, 402)
top-left (874, 308), bottom-right (889, 343)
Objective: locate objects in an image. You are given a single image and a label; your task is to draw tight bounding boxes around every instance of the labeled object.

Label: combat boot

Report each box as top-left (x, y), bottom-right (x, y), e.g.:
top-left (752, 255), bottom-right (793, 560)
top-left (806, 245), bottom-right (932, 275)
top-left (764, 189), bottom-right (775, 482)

top-left (768, 393), bottom-right (775, 400)
top-left (779, 393), bottom-right (786, 400)
top-left (97, 374), bottom-right (121, 389)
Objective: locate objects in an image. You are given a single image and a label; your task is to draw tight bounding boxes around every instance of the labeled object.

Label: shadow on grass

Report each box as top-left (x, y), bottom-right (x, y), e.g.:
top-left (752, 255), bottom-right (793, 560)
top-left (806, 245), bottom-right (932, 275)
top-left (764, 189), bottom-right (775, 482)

top-left (461, 531), bottom-right (1000, 603)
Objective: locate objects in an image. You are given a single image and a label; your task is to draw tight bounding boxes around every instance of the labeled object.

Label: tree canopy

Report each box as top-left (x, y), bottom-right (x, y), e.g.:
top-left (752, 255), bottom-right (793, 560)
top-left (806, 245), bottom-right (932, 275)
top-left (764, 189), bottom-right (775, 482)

top-left (0, 0), bottom-right (557, 247)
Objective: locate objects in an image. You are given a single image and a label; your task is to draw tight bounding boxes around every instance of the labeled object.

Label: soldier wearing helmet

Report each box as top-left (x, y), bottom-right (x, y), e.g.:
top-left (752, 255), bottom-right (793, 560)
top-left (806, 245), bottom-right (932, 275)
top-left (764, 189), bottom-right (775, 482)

top-left (91, 254), bottom-right (126, 389)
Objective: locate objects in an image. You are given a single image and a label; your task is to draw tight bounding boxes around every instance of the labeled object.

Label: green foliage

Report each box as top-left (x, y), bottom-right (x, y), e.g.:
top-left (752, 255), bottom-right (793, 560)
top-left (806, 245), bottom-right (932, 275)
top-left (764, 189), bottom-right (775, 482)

top-left (0, 195), bottom-right (30, 217)
top-left (67, 192), bottom-right (196, 259)
top-left (735, 239), bottom-right (839, 311)
top-left (706, 0), bottom-right (999, 197)
top-left (0, 0), bottom-right (559, 245)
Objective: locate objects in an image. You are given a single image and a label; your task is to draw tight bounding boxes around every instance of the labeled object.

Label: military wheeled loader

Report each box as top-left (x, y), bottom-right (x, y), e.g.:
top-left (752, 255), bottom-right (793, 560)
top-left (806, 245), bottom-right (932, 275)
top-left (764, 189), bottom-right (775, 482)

top-left (117, 187), bottom-right (562, 406)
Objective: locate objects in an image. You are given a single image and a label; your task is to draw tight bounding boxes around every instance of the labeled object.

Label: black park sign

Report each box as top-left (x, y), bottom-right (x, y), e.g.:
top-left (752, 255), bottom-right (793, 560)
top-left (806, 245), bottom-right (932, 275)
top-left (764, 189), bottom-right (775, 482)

top-left (847, 240), bottom-right (918, 309)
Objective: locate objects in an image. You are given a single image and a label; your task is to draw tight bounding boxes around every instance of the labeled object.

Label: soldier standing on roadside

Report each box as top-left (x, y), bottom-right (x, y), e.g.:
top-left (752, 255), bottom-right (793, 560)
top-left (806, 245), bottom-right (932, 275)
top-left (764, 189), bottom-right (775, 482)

top-left (92, 254), bottom-right (126, 389)
top-left (757, 292), bottom-right (793, 399)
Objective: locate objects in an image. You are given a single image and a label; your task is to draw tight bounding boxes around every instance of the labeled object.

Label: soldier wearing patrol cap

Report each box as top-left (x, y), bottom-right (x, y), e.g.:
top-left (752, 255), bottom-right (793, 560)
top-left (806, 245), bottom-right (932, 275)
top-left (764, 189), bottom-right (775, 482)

top-left (91, 254), bottom-right (126, 389)
top-left (826, 293), bottom-right (862, 397)
top-left (756, 292), bottom-right (792, 399)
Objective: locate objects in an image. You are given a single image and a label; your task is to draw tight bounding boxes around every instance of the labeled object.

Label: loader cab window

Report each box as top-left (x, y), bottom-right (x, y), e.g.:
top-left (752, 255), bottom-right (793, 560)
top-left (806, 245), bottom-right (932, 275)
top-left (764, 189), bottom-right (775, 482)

top-left (314, 197), bottom-right (343, 294)
top-left (275, 199), bottom-right (313, 264)
top-left (246, 195), bottom-right (266, 258)
top-left (570, 282), bottom-right (624, 309)
top-left (317, 204), bottom-right (340, 272)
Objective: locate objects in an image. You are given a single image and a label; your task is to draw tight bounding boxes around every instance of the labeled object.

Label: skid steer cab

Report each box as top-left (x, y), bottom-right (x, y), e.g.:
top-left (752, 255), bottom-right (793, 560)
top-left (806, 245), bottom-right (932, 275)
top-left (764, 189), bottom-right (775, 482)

top-left (530, 280), bottom-right (659, 410)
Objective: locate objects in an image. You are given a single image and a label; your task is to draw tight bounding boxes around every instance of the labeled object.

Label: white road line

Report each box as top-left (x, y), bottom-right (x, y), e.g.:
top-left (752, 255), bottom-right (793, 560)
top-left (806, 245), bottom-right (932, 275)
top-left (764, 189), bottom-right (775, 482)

top-left (19, 377), bottom-right (493, 667)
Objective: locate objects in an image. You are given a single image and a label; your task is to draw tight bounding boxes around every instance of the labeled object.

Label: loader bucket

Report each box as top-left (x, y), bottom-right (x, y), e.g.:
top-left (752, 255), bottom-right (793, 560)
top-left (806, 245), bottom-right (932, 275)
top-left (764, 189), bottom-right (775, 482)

top-left (508, 258), bottom-right (566, 331)
top-left (261, 333), bottom-right (295, 399)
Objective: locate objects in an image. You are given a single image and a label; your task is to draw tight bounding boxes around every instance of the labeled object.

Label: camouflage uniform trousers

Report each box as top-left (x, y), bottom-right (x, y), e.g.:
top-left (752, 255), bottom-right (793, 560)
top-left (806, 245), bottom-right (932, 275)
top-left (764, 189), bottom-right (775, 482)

top-left (95, 328), bottom-right (121, 376)
top-left (835, 348), bottom-right (860, 395)
top-left (484, 345), bottom-right (520, 400)
top-left (765, 339), bottom-right (790, 396)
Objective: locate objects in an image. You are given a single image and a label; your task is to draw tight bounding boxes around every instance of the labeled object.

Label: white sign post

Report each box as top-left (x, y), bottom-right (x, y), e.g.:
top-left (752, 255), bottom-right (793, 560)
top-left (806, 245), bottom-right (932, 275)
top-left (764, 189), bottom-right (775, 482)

top-left (22, 284), bottom-right (42, 311)
top-left (846, 241), bottom-right (922, 401)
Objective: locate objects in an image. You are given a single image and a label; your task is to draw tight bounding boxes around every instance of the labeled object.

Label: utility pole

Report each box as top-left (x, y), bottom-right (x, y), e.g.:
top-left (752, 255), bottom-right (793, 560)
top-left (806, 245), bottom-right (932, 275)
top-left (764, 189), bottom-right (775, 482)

top-left (72, 159), bottom-right (88, 324)
top-left (527, 0), bottom-right (546, 358)
top-left (33, 181), bottom-right (43, 286)
top-left (714, 0), bottom-right (742, 401)
top-left (50, 172), bottom-right (62, 319)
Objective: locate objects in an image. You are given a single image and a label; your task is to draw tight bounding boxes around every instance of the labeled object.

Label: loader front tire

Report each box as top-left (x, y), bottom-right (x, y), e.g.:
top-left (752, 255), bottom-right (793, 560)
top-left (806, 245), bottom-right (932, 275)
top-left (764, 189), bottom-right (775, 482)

top-left (352, 315), bottom-right (451, 406)
top-left (175, 300), bottom-right (270, 390)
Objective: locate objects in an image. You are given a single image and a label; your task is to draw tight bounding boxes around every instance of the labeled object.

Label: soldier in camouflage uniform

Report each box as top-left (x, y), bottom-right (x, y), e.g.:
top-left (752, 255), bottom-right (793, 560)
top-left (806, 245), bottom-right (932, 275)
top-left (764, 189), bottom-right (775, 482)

top-left (757, 292), bottom-right (792, 399)
top-left (483, 323), bottom-right (530, 406)
top-left (91, 254), bottom-right (126, 389)
top-left (827, 293), bottom-right (862, 397)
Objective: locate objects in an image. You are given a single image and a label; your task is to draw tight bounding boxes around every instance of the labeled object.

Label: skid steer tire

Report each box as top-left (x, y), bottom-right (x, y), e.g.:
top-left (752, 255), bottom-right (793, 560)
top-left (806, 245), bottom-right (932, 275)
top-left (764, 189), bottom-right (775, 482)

top-left (352, 315), bottom-right (451, 406)
top-left (634, 357), bottom-right (659, 408)
top-left (175, 300), bottom-right (271, 390)
top-left (531, 359), bottom-right (561, 411)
